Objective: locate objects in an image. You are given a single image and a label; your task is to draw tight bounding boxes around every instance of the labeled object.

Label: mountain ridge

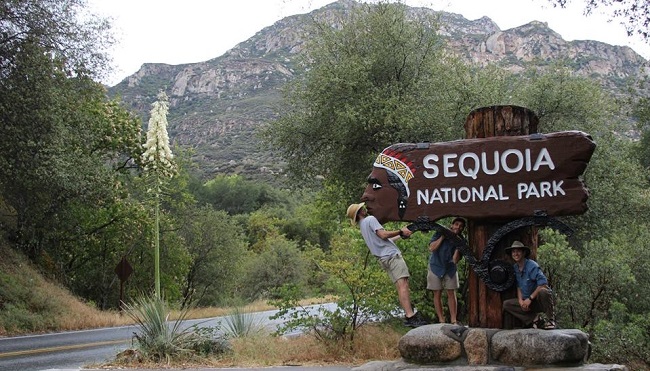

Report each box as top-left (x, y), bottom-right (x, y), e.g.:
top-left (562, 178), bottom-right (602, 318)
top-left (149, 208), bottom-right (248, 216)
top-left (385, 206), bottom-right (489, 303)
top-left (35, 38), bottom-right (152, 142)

top-left (108, 0), bottom-right (648, 181)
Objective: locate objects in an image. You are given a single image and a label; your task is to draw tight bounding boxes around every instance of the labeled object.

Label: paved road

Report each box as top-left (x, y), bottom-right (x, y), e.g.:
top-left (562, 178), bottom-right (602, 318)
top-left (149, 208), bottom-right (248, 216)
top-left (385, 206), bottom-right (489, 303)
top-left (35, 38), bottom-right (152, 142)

top-left (0, 304), bottom-right (341, 371)
top-left (82, 367), bottom-right (354, 371)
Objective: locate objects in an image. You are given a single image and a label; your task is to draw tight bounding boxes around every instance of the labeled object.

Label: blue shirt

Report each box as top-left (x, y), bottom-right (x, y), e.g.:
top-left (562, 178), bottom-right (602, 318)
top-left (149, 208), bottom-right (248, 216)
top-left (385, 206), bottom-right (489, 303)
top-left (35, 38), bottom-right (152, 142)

top-left (428, 232), bottom-right (463, 278)
top-left (514, 259), bottom-right (549, 299)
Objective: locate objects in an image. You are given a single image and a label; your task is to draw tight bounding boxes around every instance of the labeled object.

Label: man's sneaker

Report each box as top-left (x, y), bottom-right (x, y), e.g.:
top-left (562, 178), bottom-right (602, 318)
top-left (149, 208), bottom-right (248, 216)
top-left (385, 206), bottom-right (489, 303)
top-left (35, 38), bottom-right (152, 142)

top-left (404, 312), bottom-right (428, 328)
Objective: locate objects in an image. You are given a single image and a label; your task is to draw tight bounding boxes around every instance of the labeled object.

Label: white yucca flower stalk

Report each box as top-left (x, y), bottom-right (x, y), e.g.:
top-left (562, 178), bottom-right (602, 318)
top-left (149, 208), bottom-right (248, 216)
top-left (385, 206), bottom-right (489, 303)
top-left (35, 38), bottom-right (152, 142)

top-left (141, 90), bottom-right (176, 299)
top-left (142, 90), bottom-right (175, 177)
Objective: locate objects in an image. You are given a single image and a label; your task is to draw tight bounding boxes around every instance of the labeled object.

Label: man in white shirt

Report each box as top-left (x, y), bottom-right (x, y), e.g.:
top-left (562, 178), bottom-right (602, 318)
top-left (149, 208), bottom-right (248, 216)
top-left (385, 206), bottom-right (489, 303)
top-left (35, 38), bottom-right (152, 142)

top-left (347, 202), bottom-right (426, 328)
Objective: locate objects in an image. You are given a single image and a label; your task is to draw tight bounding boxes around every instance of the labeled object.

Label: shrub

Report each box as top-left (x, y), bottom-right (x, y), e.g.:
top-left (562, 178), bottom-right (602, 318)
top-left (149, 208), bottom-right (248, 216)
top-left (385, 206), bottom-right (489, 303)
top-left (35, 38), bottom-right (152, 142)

top-left (591, 302), bottom-right (650, 370)
top-left (221, 307), bottom-right (267, 338)
top-left (124, 295), bottom-right (229, 363)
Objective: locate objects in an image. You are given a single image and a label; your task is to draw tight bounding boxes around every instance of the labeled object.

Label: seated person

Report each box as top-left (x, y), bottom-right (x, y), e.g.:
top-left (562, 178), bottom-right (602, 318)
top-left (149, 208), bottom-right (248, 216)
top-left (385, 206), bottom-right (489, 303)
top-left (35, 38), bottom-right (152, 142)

top-left (502, 241), bottom-right (556, 329)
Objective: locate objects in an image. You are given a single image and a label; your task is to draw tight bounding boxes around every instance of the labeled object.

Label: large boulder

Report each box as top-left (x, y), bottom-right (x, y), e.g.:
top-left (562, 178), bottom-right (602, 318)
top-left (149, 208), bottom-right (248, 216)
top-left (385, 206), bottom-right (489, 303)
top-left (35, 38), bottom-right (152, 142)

top-left (491, 329), bottom-right (590, 366)
top-left (398, 324), bottom-right (463, 364)
top-left (394, 324), bottom-right (596, 368)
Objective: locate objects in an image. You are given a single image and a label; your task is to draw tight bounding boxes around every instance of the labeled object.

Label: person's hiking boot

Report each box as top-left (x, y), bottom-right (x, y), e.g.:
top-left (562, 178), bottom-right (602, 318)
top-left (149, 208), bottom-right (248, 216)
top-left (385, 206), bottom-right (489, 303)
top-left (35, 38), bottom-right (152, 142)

top-left (532, 313), bottom-right (556, 330)
top-left (404, 312), bottom-right (427, 328)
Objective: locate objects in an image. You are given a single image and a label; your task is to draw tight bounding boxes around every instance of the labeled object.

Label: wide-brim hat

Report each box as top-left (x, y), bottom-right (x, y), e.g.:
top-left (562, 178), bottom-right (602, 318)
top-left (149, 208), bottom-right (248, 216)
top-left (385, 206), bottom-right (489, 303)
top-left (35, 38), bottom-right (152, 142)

top-left (346, 202), bottom-right (365, 226)
top-left (505, 240), bottom-right (531, 257)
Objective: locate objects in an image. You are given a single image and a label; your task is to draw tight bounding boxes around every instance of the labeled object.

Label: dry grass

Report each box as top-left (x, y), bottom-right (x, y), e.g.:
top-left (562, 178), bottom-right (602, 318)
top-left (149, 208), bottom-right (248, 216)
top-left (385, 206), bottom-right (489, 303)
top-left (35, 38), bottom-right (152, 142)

top-left (0, 243), bottom-right (337, 337)
top-left (0, 245), bottom-right (132, 336)
top-left (36, 281), bottom-right (131, 331)
top-left (210, 324), bottom-right (403, 367)
top-left (107, 323), bottom-right (404, 369)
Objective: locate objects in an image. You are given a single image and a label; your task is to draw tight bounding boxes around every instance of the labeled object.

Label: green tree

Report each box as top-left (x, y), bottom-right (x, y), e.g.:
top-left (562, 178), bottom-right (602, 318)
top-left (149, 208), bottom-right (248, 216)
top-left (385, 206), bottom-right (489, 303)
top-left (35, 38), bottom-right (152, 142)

top-left (262, 1), bottom-right (510, 205)
top-left (538, 230), bottom-right (635, 331)
top-left (197, 174), bottom-right (291, 215)
top-left (239, 234), bottom-right (309, 300)
top-left (591, 302), bottom-right (650, 367)
top-left (537, 229), bottom-right (650, 368)
top-left (611, 224), bottom-right (650, 315)
top-left (511, 64), bottom-right (650, 240)
top-left (51, 200), bottom-right (149, 309)
top-left (632, 94), bottom-right (650, 169)
top-left (0, 0), bottom-right (114, 80)
top-left (512, 63), bottom-right (622, 134)
top-left (178, 206), bottom-right (248, 308)
top-left (574, 133), bottom-right (650, 240)
top-left (0, 39), bottom-right (142, 262)
top-left (0, 0), bottom-right (151, 308)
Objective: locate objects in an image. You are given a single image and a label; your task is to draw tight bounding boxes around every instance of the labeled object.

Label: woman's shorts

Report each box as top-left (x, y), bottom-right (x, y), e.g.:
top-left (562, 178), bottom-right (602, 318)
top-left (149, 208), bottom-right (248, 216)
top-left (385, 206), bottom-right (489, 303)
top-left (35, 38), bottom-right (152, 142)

top-left (378, 254), bottom-right (410, 283)
top-left (427, 268), bottom-right (459, 290)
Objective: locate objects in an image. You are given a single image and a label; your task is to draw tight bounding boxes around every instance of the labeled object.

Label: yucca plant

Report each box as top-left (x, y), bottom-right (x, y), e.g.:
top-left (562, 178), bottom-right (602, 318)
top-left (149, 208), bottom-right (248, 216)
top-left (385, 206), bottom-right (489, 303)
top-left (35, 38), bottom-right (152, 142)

top-left (221, 307), bottom-right (267, 338)
top-left (124, 295), bottom-right (198, 362)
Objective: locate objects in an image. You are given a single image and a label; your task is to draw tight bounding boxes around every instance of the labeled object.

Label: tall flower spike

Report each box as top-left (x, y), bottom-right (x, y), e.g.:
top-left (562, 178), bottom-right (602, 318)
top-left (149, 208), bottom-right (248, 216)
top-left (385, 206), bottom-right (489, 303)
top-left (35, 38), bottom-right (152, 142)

top-left (142, 90), bottom-right (175, 178)
top-left (141, 90), bottom-right (176, 299)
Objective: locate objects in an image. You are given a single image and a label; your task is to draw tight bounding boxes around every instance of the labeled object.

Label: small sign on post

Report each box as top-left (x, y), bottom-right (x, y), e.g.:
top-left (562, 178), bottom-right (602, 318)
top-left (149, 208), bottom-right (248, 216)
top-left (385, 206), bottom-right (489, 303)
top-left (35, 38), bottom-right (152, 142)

top-left (114, 257), bottom-right (133, 310)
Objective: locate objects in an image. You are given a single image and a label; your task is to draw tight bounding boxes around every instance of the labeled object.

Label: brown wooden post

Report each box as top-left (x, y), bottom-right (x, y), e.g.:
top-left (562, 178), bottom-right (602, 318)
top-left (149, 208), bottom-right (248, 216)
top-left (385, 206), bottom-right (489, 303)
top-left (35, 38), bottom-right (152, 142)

top-left (463, 105), bottom-right (539, 328)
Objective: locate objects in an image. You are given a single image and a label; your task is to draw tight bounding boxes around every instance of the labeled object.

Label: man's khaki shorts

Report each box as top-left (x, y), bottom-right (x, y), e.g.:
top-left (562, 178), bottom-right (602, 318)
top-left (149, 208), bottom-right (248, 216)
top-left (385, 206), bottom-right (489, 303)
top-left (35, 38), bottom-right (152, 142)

top-left (378, 254), bottom-right (410, 283)
top-left (426, 268), bottom-right (459, 290)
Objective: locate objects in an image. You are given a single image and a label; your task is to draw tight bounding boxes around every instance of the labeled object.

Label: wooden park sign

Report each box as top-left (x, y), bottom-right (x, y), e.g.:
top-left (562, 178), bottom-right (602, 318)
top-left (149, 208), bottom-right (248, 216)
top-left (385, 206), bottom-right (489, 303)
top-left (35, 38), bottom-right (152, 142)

top-left (363, 131), bottom-right (595, 224)
top-left (361, 106), bottom-right (596, 328)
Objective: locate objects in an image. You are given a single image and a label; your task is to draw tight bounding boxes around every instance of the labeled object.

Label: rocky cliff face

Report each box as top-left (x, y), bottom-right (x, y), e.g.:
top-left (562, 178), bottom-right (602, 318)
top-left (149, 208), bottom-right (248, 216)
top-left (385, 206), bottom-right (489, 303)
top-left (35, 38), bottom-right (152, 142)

top-left (447, 18), bottom-right (646, 86)
top-left (108, 0), bottom-right (647, 181)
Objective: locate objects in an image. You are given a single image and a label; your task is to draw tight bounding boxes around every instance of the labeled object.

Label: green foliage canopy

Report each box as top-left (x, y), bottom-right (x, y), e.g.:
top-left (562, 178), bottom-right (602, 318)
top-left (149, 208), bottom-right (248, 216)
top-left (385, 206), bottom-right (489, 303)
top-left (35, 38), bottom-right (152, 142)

top-left (0, 38), bottom-right (142, 262)
top-left (510, 64), bottom-right (650, 240)
top-left (198, 174), bottom-right (288, 215)
top-left (0, 0), bottom-right (114, 80)
top-left (179, 206), bottom-right (248, 308)
top-left (263, 1), bottom-right (511, 203)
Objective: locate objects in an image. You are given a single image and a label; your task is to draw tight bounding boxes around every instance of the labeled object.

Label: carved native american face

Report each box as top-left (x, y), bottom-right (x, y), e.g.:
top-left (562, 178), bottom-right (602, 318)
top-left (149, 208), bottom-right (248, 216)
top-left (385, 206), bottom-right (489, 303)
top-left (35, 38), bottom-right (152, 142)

top-left (361, 167), bottom-right (406, 224)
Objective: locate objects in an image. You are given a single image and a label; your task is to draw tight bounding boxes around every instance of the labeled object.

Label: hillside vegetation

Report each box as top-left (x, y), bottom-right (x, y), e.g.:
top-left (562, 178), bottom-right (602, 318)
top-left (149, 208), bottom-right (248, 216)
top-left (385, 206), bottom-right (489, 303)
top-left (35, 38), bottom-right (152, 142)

top-left (0, 241), bottom-right (129, 336)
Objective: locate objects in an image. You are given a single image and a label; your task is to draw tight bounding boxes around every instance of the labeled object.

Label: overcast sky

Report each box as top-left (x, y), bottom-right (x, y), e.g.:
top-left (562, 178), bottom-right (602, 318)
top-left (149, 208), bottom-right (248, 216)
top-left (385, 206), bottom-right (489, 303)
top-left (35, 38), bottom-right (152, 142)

top-left (88, 0), bottom-right (650, 86)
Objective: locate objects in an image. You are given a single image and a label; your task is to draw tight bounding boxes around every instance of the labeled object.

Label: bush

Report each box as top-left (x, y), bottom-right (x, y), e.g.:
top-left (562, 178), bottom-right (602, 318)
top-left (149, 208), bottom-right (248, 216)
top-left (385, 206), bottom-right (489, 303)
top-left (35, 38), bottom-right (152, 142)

top-left (591, 302), bottom-right (650, 370)
top-left (221, 307), bottom-right (267, 338)
top-left (124, 295), bottom-right (229, 363)
top-left (269, 229), bottom-right (406, 344)
top-left (239, 235), bottom-right (309, 300)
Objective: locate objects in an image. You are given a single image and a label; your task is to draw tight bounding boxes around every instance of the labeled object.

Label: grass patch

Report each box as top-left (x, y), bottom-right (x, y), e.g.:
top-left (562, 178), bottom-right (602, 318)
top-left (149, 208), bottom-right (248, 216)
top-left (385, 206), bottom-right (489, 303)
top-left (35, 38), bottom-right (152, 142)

top-left (0, 244), bottom-right (131, 336)
top-left (104, 322), bottom-right (404, 368)
top-left (193, 323), bottom-right (403, 367)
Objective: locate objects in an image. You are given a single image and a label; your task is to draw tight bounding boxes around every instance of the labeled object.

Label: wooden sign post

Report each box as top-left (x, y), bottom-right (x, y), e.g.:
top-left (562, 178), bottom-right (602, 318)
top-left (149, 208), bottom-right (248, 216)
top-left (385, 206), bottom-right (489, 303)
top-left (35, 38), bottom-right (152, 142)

top-left (464, 105), bottom-right (538, 328)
